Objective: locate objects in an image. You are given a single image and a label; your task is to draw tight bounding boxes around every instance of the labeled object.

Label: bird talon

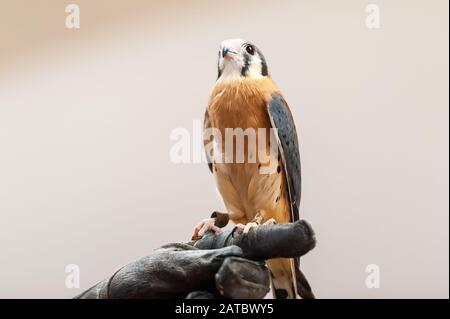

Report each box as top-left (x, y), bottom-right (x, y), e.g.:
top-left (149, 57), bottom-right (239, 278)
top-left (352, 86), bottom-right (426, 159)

top-left (191, 217), bottom-right (222, 240)
top-left (263, 218), bottom-right (277, 226)
top-left (243, 222), bottom-right (260, 235)
top-left (231, 223), bottom-right (245, 238)
top-left (230, 219), bottom-right (276, 238)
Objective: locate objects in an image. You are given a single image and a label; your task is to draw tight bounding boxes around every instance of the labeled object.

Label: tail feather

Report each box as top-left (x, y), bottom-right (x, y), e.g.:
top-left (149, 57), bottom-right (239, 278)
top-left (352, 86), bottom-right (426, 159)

top-left (296, 266), bottom-right (315, 299)
top-left (268, 258), bottom-right (315, 299)
top-left (267, 258), bottom-right (296, 299)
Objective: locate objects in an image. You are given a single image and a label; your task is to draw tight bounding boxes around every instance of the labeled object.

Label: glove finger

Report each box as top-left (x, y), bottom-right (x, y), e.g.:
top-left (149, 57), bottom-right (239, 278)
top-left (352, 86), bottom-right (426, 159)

top-left (215, 257), bottom-right (270, 299)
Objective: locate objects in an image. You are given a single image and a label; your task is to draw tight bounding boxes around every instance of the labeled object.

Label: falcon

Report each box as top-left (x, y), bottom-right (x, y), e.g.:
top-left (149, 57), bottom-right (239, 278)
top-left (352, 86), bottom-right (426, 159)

top-left (192, 39), bottom-right (314, 299)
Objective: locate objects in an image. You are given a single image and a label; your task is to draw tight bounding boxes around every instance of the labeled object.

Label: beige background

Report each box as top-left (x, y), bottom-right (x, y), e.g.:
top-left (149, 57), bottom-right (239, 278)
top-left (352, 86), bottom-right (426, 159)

top-left (0, 0), bottom-right (448, 298)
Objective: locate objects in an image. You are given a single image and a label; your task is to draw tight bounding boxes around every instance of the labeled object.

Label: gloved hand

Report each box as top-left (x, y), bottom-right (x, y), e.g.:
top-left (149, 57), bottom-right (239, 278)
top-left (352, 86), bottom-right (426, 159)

top-left (75, 220), bottom-right (315, 299)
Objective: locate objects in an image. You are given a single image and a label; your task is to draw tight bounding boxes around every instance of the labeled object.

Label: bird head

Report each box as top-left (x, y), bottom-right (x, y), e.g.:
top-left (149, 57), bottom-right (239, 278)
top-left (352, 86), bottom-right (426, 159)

top-left (217, 39), bottom-right (269, 83)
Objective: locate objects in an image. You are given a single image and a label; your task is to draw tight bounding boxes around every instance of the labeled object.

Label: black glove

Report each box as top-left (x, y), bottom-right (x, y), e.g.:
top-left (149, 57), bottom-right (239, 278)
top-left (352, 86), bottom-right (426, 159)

top-left (75, 220), bottom-right (315, 299)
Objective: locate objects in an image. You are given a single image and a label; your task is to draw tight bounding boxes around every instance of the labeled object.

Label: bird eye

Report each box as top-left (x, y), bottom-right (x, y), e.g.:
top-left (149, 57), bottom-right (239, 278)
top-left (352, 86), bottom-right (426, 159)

top-left (245, 45), bottom-right (255, 55)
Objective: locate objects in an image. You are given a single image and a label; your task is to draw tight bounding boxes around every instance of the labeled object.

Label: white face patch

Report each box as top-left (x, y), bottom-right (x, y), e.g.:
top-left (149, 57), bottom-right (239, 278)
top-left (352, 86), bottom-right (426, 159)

top-left (217, 59), bottom-right (243, 84)
top-left (246, 54), bottom-right (264, 79)
top-left (217, 38), bottom-right (266, 84)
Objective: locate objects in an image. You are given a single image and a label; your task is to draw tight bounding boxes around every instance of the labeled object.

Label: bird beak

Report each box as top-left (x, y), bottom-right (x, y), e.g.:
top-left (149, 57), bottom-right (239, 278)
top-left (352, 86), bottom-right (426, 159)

top-left (222, 46), bottom-right (238, 59)
top-left (222, 46), bottom-right (230, 58)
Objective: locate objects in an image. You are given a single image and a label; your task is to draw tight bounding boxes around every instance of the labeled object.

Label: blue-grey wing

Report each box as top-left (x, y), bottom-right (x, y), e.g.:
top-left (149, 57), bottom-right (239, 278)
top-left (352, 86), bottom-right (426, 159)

top-left (267, 93), bottom-right (301, 222)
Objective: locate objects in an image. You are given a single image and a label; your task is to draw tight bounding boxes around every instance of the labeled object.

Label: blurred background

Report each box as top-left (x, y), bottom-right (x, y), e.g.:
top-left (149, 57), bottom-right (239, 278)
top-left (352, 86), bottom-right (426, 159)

top-left (0, 0), bottom-right (448, 298)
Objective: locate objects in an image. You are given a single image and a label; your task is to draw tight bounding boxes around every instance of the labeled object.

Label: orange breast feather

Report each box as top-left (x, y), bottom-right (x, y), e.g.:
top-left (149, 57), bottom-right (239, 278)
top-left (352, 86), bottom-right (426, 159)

top-left (205, 78), bottom-right (291, 224)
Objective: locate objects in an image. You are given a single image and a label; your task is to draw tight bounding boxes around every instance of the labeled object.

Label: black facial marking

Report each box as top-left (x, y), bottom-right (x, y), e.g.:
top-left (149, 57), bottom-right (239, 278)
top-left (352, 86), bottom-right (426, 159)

top-left (277, 165), bottom-right (281, 173)
top-left (217, 53), bottom-right (222, 79)
top-left (257, 48), bottom-right (269, 76)
top-left (241, 53), bottom-right (250, 77)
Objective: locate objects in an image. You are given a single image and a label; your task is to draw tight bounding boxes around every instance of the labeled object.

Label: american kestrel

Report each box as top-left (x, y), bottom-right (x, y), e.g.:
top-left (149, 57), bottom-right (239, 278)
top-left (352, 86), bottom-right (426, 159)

top-left (193, 39), bottom-right (314, 299)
